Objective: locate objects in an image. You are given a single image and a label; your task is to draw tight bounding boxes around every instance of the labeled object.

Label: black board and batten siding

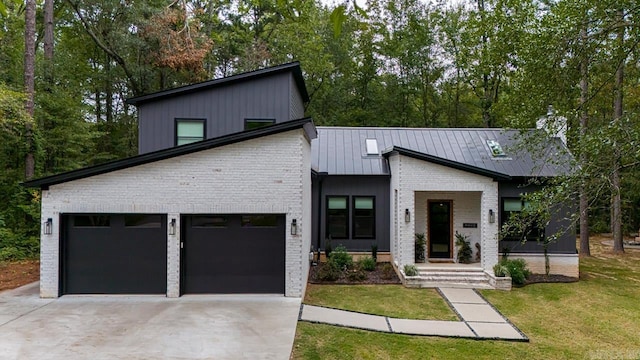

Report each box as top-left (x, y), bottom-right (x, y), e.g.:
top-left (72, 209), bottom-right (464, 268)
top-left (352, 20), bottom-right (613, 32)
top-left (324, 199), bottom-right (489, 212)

top-left (138, 72), bottom-right (304, 154)
top-left (312, 176), bottom-right (391, 252)
top-left (498, 181), bottom-right (576, 254)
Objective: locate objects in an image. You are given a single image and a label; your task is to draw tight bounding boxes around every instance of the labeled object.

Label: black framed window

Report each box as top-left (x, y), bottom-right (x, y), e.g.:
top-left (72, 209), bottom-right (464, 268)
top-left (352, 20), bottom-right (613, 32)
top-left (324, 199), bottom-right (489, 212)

top-left (73, 215), bottom-right (110, 227)
top-left (175, 119), bottom-right (205, 146)
top-left (191, 215), bottom-right (228, 228)
top-left (244, 118), bottom-right (275, 130)
top-left (353, 196), bottom-right (375, 238)
top-left (326, 196), bottom-right (348, 239)
top-left (124, 215), bottom-right (162, 228)
top-left (501, 198), bottom-right (543, 240)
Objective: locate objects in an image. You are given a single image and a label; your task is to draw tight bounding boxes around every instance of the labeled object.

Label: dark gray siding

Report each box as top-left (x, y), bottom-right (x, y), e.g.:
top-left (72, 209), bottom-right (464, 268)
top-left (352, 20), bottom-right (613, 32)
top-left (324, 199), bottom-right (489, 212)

top-left (139, 72), bottom-right (296, 154)
top-left (312, 175), bottom-right (390, 252)
top-left (290, 75), bottom-right (305, 120)
top-left (498, 181), bottom-right (576, 254)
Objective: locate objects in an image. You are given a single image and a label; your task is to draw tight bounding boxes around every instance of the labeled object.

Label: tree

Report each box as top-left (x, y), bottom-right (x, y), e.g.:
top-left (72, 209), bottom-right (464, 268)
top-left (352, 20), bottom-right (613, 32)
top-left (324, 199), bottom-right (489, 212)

top-left (23, 0), bottom-right (35, 179)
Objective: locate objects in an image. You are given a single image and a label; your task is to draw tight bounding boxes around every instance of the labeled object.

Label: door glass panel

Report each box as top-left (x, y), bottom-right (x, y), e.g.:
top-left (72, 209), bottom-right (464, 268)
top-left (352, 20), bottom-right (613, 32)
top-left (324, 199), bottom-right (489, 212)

top-left (125, 215), bottom-right (161, 228)
top-left (192, 216), bottom-right (228, 228)
top-left (241, 215), bottom-right (277, 227)
top-left (73, 215), bottom-right (110, 227)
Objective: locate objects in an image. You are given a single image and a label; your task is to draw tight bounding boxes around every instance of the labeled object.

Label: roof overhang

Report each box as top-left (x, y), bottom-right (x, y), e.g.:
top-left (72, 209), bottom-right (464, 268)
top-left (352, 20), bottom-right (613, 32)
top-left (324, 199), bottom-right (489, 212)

top-left (126, 62), bottom-right (309, 105)
top-left (24, 117), bottom-right (316, 190)
top-left (382, 146), bottom-right (512, 181)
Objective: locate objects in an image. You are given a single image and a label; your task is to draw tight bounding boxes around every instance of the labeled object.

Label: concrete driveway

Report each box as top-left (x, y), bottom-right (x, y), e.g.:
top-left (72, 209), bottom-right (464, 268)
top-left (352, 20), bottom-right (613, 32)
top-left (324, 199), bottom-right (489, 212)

top-left (0, 282), bottom-right (301, 360)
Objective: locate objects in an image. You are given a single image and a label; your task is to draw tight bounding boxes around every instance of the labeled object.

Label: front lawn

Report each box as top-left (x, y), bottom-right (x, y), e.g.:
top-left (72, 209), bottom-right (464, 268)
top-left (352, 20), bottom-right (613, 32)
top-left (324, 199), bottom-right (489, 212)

top-left (292, 237), bottom-right (640, 359)
top-left (304, 284), bottom-right (457, 321)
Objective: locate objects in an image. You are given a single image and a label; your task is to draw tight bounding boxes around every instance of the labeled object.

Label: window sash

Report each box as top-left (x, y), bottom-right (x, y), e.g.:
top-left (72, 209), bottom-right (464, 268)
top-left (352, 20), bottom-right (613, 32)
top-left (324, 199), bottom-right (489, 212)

top-left (353, 196), bottom-right (375, 239)
top-left (327, 196), bottom-right (348, 239)
top-left (176, 119), bottom-right (205, 145)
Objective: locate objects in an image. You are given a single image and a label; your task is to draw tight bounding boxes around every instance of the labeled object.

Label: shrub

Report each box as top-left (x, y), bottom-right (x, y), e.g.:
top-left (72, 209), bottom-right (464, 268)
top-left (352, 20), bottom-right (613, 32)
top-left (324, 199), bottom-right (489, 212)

top-left (493, 258), bottom-right (531, 285)
top-left (329, 245), bottom-right (353, 270)
top-left (347, 268), bottom-right (367, 281)
top-left (317, 260), bottom-right (341, 281)
top-left (414, 233), bottom-right (426, 262)
top-left (324, 241), bottom-right (333, 259)
top-left (455, 232), bottom-right (473, 264)
top-left (359, 256), bottom-right (376, 271)
top-left (381, 263), bottom-right (396, 279)
top-left (371, 244), bottom-right (378, 261)
top-left (403, 264), bottom-right (419, 276)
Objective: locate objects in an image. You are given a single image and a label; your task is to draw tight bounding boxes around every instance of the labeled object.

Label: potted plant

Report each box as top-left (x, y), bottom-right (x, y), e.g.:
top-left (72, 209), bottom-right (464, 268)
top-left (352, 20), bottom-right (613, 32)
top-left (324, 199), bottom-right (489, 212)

top-left (415, 233), bottom-right (426, 262)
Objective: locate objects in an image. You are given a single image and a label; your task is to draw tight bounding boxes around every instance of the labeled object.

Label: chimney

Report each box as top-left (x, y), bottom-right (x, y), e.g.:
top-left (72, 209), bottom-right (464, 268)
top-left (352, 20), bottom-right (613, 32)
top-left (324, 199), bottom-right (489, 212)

top-left (537, 105), bottom-right (567, 145)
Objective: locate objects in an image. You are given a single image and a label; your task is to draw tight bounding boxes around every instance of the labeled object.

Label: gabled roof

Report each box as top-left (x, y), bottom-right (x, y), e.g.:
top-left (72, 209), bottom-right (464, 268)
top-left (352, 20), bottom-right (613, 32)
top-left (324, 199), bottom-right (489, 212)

top-left (24, 118), bottom-right (317, 190)
top-left (126, 62), bottom-right (309, 105)
top-left (311, 127), bottom-right (573, 178)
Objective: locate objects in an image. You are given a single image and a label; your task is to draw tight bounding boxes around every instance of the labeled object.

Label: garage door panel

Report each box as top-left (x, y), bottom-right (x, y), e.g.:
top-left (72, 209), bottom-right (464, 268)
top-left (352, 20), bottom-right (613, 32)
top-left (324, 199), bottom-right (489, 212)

top-left (62, 214), bottom-right (167, 295)
top-left (182, 214), bottom-right (285, 294)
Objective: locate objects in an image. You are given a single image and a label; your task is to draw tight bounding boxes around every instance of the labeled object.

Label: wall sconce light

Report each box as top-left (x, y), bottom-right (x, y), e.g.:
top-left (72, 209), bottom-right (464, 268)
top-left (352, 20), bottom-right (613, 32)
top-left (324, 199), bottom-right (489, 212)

top-left (405, 209), bottom-right (411, 223)
top-left (44, 218), bottom-right (52, 235)
top-left (169, 218), bottom-right (176, 235)
top-left (291, 219), bottom-right (298, 235)
top-left (489, 209), bottom-right (495, 223)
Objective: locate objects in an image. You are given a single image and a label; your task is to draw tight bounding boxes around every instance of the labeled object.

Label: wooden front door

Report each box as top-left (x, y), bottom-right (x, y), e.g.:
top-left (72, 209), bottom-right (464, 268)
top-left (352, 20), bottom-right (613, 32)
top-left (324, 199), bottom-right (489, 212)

top-left (428, 201), bottom-right (452, 259)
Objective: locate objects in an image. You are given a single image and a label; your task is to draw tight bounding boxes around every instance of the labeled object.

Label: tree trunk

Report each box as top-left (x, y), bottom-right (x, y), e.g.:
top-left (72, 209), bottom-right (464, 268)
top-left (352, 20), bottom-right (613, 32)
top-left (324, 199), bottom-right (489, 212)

top-left (44, 0), bottom-right (54, 87)
top-left (24, 0), bottom-right (36, 180)
top-left (611, 8), bottom-right (625, 254)
top-left (579, 20), bottom-right (590, 256)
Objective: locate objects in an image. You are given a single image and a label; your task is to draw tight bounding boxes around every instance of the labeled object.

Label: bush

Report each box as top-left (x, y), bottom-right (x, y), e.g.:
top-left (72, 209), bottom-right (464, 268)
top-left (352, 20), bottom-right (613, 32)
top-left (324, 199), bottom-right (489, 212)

top-left (381, 263), bottom-right (396, 279)
top-left (329, 245), bottom-right (353, 270)
top-left (415, 233), bottom-right (426, 262)
top-left (455, 232), bottom-right (473, 264)
top-left (371, 244), bottom-right (378, 260)
top-left (317, 260), bottom-right (341, 281)
top-left (359, 256), bottom-right (376, 271)
top-left (324, 241), bottom-right (333, 258)
top-left (493, 258), bottom-right (531, 285)
top-left (403, 264), bottom-right (419, 276)
top-left (347, 268), bottom-right (367, 281)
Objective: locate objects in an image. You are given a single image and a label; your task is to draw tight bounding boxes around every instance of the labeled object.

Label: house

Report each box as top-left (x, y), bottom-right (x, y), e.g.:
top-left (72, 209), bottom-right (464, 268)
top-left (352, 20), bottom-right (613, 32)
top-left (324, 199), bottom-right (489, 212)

top-left (24, 62), bottom-right (578, 298)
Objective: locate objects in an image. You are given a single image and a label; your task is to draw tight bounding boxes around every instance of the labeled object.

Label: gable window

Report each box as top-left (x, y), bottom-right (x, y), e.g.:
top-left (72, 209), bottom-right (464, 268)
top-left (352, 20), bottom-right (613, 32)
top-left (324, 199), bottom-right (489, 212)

top-left (353, 196), bottom-right (375, 238)
top-left (244, 118), bottom-right (275, 130)
top-left (327, 196), bottom-right (348, 239)
top-left (501, 198), bottom-right (543, 241)
top-left (176, 119), bottom-right (205, 146)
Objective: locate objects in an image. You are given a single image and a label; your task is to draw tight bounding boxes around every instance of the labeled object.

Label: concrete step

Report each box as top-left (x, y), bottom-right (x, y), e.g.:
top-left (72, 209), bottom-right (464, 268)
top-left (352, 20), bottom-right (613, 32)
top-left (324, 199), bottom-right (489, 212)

top-left (403, 267), bottom-right (494, 289)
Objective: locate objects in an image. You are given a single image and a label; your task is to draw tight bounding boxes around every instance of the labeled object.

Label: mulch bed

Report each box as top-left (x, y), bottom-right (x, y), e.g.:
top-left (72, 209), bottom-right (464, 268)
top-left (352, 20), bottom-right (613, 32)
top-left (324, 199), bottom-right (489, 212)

top-left (524, 274), bottom-right (579, 285)
top-left (0, 260), bottom-right (39, 292)
top-left (308, 262), bottom-right (402, 285)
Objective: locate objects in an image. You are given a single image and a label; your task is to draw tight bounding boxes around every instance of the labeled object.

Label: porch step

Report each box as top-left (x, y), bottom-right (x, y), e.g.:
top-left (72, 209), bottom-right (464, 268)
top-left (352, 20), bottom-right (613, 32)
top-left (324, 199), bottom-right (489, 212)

top-left (403, 265), bottom-right (494, 289)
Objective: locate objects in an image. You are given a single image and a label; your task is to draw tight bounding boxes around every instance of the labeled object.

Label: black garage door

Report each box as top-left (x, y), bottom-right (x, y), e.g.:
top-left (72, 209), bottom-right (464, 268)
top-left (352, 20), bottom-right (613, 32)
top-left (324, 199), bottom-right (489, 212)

top-left (61, 214), bottom-right (167, 295)
top-left (181, 214), bottom-right (285, 294)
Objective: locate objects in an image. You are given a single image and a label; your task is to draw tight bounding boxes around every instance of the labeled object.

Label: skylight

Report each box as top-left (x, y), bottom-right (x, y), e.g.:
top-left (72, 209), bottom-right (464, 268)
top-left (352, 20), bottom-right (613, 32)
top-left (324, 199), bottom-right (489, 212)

top-left (486, 140), bottom-right (506, 157)
top-left (365, 139), bottom-right (379, 155)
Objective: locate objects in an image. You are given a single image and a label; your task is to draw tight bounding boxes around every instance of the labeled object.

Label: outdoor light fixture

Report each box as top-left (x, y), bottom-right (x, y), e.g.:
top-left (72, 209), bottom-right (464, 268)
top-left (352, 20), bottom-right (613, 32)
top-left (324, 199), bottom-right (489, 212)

top-left (405, 209), bottom-right (411, 223)
top-left (489, 209), bottom-right (495, 223)
top-left (169, 218), bottom-right (176, 235)
top-left (291, 219), bottom-right (298, 235)
top-left (44, 218), bottom-right (52, 235)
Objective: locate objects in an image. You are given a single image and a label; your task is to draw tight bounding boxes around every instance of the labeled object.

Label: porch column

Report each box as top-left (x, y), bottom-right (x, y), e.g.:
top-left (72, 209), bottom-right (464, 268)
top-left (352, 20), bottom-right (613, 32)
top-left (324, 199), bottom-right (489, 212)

top-left (480, 188), bottom-right (500, 271)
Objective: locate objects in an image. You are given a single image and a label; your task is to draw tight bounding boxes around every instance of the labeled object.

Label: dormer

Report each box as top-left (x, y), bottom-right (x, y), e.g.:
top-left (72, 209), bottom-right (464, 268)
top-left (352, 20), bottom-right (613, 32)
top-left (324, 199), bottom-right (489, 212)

top-left (127, 62), bottom-right (309, 154)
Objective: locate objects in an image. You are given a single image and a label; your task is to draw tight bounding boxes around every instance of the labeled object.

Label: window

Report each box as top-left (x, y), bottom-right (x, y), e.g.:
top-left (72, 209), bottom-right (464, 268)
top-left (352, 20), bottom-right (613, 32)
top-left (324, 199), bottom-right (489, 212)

top-left (176, 119), bottom-right (205, 146)
top-left (353, 197), bottom-right (375, 238)
top-left (192, 216), bottom-right (228, 228)
top-left (241, 215), bottom-right (278, 227)
top-left (244, 118), bottom-right (275, 130)
top-left (501, 198), bottom-right (543, 240)
top-left (73, 215), bottom-right (110, 227)
top-left (486, 139), bottom-right (506, 157)
top-left (327, 196), bottom-right (348, 239)
top-left (365, 139), bottom-right (379, 155)
top-left (125, 215), bottom-right (161, 228)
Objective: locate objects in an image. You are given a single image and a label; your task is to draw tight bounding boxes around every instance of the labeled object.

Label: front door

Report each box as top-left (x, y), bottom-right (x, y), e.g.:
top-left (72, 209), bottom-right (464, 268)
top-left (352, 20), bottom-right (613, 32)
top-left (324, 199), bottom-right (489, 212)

top-left (428, 201), bottom-right (452, 259)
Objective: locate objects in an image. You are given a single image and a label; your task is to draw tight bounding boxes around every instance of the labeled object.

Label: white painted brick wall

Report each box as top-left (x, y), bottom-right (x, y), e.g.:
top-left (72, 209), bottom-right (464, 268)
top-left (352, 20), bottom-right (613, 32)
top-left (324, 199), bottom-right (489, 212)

top-left (40, 129), bottom-right (311, 298)
top-left (388, 154), bottom-right (499, 272)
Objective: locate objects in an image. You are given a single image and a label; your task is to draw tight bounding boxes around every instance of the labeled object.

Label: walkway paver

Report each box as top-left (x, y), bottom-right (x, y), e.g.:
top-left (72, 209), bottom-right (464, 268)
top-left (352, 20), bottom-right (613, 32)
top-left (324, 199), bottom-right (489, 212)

top-left (299, 287), bottom-right (528, 341)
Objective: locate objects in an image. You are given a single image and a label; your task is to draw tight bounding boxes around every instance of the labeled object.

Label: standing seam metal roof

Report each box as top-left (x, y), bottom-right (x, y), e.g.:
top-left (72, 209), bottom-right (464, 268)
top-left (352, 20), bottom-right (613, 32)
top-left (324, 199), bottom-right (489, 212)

top-left (311, 127), bottom-right (573, 178)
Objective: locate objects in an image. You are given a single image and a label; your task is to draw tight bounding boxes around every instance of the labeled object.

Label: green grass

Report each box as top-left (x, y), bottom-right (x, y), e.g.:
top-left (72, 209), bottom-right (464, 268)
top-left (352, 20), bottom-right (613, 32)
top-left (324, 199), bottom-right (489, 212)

top-left (304, 284), bottom-right (457, 321)
top-left (292, 238), bottom-right (640, 359)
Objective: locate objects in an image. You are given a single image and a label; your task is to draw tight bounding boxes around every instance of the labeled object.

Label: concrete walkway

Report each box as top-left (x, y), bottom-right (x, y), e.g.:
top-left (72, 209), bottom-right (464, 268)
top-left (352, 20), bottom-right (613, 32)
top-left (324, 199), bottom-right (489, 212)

top-left (299, 287), bottom-right (528, 341)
